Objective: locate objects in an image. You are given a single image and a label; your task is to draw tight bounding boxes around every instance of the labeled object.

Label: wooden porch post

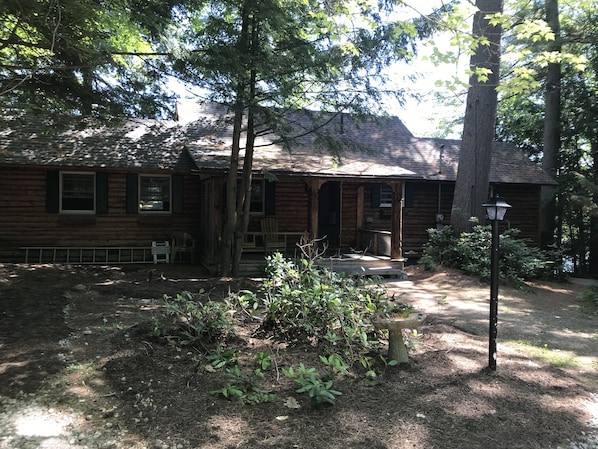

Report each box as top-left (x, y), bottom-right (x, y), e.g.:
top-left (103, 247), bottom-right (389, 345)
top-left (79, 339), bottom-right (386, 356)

top-left (356, 185), bottom-right (364, 245)
top-left (390, 181), bottom-right (403, 260)
top-left (309, 179), bottom-right (322, 239)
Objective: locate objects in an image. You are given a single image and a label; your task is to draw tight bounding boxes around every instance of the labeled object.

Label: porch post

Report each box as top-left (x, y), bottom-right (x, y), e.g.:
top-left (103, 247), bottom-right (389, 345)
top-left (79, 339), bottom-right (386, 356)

top-left (356, 185), bottom-right (364, 244)
top-left (390, 181), bottom-right (403, 260)
top-left (309, 179), bottom-right (321, 240)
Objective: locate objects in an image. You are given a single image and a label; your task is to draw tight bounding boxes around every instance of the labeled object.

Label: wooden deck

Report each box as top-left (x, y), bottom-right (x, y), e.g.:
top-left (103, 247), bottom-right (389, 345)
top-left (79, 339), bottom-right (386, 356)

top-left (236, 252), bottom-right (406, 278)
top-left (316, 254), bottom-right (406, 278)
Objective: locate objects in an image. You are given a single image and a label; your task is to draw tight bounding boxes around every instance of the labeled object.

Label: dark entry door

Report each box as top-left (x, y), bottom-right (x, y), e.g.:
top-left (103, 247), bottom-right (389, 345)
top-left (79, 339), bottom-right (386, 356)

top-left (318, 181), bottom-right (341, 248)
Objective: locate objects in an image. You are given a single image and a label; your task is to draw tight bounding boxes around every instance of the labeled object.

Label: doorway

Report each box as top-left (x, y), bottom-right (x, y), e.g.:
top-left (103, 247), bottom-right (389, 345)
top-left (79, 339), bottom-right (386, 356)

top-left (318, 181), bottom-right (341, 249)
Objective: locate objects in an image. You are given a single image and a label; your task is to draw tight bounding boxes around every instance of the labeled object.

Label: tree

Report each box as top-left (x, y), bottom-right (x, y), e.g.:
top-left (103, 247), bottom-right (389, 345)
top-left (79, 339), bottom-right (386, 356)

top-left (0, 0), bottom-right (176, 122)
top-left (495, 0), bottom-right (596, 274)
top-left (450, 0), bottom-right (504, 232)
top-left (169, 0), bottom-right (439, 275)
top-left (539, 0), bottom-right (561, 250)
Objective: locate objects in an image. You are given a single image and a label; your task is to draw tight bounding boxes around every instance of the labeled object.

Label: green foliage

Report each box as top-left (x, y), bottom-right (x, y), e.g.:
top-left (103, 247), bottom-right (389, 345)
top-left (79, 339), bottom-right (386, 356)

top-left (319, 353), bottom-right (349, 379)
top-left (208, 349), bottom-right (277, 405)
top-left (494, 1), bottom-right (598, 277)
top-left (206, 347), bottom-right (238, 369)
top-left (153, 253), bottom-right (418, 407)
top-left (255, 351), bottom-right (273, 371)
top-left (579, 287), bottom-right (598, 316)
top-left (154, 291), bottom-right (236, 345)
top-left (1, 0), bottom-right (172, 121)
top-left (210, 364), bottom-right (277, 405)
top-left (360, 354), bottom-right (399, 386)
top-left (283, 363), bottom-right (342, 405)
top-left (421, 225), bottom-right (553, 285)
top-left (257, 253), bottom-right (386, 359)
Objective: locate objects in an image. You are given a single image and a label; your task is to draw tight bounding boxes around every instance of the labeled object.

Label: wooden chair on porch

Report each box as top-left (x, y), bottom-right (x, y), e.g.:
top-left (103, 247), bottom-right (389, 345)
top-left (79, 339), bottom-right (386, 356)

top-left (171, 232), bottom-right (196, 264)
top-left (260, 218), bottom-right (286, 253)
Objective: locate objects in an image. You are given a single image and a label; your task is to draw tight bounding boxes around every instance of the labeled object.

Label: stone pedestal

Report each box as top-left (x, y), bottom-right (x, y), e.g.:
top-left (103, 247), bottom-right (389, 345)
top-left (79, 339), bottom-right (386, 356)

top-left (372, 312), bottom-right (426, 364)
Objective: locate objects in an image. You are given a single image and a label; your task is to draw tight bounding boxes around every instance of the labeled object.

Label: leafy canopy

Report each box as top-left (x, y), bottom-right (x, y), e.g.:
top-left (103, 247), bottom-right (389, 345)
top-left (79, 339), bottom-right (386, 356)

top-left (0, 0), bottom-right (176, 122)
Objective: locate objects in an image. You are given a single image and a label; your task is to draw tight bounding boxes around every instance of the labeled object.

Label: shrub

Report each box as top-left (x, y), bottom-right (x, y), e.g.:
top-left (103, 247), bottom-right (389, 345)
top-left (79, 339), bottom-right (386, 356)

top-left (283, 363), bottom-right (342, 405)
top-left (209, 363), bottom-right (277, 405)
top-left (579, 286), bottom-right (598, 315)
top-left (154, 291), bottom-right (236, 345)
top-left (421, 225), bottom-right (553, 285)
top-left (238, 252), bottom-right (394, 371)
top-left (256, 254), bottom-right (385, 348)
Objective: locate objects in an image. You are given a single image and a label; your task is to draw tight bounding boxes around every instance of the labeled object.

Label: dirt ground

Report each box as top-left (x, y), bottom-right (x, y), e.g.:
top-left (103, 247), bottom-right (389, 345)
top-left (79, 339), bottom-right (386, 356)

top-left (0, 262), bottom-right (596, 449)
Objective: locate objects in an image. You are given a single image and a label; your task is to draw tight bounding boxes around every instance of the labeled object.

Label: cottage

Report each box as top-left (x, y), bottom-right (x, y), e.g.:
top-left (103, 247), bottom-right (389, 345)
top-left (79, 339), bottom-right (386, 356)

top-left (0, 110), bottom-right (555, 273)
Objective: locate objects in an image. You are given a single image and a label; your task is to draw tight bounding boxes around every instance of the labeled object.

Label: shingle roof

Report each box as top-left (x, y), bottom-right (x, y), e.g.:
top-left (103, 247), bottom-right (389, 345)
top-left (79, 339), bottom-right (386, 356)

top-left (184, 111), bottom-right (556, 185)
top-left (0, 111), bottom-right (556, 185)
top-left (0, 119), bottom-right (195, 171)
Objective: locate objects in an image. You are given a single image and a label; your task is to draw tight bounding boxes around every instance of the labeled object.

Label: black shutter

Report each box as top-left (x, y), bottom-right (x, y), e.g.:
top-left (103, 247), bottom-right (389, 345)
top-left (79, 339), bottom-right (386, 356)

top-left (172, 175), bottom-right (184, 214)
top-left (96, 173), bottom-right (109, 214)
top-left (265, 180), bottom-right (276, 215)
top-left (46, 171), bottom-right (59, 213)
top-left (126, 173), bottom-right (139, 214)
top-left (404, 183), bottom-right (415, 208)
top-left (371, 184), bottom-right (381, 207)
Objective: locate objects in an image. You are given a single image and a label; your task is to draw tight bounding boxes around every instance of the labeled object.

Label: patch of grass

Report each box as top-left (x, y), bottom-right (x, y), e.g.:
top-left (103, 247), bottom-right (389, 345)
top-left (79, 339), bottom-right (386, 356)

top-left (506, 340), bottom-right (579, 368)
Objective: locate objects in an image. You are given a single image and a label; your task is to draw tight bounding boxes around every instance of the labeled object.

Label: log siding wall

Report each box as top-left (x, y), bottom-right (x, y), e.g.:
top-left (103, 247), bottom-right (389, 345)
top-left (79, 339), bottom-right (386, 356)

top-left (0, 166), bottom-right (202, 262)
top-left (1, 166), bottom-right (543, 265)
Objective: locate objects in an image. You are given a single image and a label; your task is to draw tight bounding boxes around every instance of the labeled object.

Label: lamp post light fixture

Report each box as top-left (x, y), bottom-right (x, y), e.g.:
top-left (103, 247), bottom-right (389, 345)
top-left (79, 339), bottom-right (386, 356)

top-left (482, 196), bottom-right (512, 371)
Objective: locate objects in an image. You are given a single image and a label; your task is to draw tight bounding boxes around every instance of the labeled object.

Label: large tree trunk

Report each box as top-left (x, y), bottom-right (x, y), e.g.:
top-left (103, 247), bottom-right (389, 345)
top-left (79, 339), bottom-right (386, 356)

top-left (220, 101), bottom-right (244, 276)
top-left (540, 0), bottom-right (561, 249)
top-left (450, 0), bottom-right (504, 233)
top-left (220, 6), bottom-right (251, 276)
top-left (232, 71), bottom-right (257, 277)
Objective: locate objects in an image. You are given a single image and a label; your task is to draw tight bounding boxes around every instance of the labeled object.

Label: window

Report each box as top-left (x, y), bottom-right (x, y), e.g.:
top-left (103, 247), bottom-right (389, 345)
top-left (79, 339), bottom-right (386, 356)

top-left (379, 185), bottom-right (393, 208)
top-left (139, 175), bottom-right (171, 212)
top-left (250, 179), bottom-right (265, 213)
top-left (60, 172), bottom-right (95, 213)
top-left (225, 178), bottom-right (274, 215)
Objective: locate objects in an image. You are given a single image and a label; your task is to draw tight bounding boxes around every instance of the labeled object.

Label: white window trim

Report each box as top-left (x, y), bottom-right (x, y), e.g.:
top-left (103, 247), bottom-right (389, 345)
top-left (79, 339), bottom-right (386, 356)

top-left (59, 171), bottom-right (96, 214)
top-left (138, 174), bottom-right (172, 214)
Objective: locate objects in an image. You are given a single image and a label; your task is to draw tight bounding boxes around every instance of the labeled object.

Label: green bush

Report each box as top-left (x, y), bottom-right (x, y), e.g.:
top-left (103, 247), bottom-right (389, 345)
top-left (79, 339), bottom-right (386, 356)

top-left (421, 225), bottom-right (553, 285)
top-left (154, 291), bottom-right (236, 345)
top-left (246, 253), bottom-right (388, 359)
top-left (283, 362), bottom-right (343, 405)
top-left (208, 350), bottom-right (278, 404)
top-left (579, 286), bottom-right (598, 315)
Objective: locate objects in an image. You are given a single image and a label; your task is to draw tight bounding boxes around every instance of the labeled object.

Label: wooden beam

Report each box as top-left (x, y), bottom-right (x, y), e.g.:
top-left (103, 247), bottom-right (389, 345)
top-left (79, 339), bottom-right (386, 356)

top-left (356, 185), bottom-right (364, 232)
top-left (308, 179), bottom-right (321, 240)
top-left (391, 181), bottom-right (403, 260)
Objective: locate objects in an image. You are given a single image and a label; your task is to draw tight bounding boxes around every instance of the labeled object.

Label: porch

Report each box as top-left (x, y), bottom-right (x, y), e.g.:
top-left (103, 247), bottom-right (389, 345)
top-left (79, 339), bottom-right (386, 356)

top-left (234, 251), bottom-right (406, 278)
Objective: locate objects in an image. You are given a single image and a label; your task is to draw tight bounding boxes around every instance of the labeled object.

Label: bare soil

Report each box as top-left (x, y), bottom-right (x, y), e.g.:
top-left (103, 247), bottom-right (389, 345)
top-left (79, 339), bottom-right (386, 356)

top-left (0, 263), bottom-right (596, 449)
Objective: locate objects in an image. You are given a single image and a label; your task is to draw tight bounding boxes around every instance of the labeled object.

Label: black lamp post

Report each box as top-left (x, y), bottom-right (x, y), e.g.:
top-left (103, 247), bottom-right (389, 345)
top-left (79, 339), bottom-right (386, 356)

top-left (482, 196), bottom-right (511, 371)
